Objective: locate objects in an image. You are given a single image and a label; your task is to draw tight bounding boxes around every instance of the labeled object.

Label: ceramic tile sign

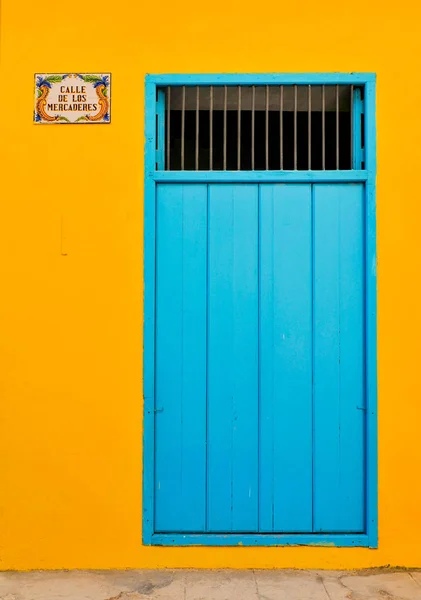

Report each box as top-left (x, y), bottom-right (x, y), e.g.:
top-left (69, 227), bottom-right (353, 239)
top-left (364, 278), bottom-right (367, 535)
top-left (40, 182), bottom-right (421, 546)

top-left (34, 73), bottom-right (111, 124)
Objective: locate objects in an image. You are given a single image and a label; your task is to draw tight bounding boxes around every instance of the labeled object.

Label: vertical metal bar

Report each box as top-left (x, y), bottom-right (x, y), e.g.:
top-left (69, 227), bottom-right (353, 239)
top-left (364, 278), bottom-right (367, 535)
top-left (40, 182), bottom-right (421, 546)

top-left (210, 85), bottom-right (213, 170)
top-left (223, 85), bottom-right (227, 170)
top-left (166, 86), bottom-right (171, 170)
top-left (195, 86), bottom-right (199, 170)
top-left (237, 86), bottom-right (241, 170)
top-left (181, 85), bottom-right (185, 170)
top-left (280, 85), bottom-right (283, 170)
top-left (308, 85), bottom-right (311, 170)
top-left (336, 84), bottom-right (339, 169)
top-left (265, 85), bottom-right (269, 170)
top-left (294, 84), bottom-right (298, 170)
top-left (350, 85), bottom-right (354, 169)
top-left (322, 85), bottom-right (326, 170)
top-left (251, 86), bottom-right (255, 170)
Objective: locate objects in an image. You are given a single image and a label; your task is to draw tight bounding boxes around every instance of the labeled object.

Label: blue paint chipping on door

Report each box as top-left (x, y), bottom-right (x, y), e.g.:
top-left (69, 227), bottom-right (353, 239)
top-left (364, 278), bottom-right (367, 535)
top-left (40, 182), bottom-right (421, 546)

top-left (154, 181), bottom-right (365, 535)
top-left (144, 74), bottom-right (377, 547)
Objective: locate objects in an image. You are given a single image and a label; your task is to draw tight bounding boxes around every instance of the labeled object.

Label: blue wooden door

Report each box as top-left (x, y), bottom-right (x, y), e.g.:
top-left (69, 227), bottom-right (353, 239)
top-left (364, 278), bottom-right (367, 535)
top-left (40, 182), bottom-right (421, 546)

top-left (153, 181), bottom-right (365, 534)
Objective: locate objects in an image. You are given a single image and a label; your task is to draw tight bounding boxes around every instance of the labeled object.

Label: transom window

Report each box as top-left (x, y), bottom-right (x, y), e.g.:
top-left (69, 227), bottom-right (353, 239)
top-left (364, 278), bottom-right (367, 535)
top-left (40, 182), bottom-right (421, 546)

top-left (158, 85), bottom-right (363, 171)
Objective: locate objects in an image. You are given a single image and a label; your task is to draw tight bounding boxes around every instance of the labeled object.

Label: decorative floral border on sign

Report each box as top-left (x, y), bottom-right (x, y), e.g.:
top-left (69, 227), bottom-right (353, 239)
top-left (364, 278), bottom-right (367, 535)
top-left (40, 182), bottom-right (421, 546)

top-left (34, 73), bottom-right (110, 124)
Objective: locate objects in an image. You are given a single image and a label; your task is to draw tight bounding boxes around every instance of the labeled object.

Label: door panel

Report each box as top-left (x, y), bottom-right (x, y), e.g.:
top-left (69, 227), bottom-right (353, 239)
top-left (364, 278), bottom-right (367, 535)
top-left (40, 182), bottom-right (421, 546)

top-left (154, 181), bottom-right (366, 534)
top-left (155, 184), bottom-right (207, 532)
top-left (313, 183), bottom-right (365, 532)
top-left (259, 184), bottom-right (313, 532)
top-left (207, 184), bottom-right (259, 532)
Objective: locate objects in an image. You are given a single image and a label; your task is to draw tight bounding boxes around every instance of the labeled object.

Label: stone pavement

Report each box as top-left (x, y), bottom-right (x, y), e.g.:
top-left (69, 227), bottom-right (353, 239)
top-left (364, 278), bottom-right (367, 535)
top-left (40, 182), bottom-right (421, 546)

top-left (0, 569), bottom-right (421, 600)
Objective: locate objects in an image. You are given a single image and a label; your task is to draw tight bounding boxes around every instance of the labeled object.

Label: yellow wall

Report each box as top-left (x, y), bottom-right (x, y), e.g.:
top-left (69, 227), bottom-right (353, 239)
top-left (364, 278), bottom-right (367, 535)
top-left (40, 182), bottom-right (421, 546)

top-left (0, 0), bottom-right (420, 571)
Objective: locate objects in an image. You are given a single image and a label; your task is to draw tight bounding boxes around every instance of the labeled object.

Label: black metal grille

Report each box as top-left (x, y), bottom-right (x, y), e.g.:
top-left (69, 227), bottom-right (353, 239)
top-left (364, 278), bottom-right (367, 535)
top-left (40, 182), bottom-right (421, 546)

top-left (159, 85), bottom-right (359, 171)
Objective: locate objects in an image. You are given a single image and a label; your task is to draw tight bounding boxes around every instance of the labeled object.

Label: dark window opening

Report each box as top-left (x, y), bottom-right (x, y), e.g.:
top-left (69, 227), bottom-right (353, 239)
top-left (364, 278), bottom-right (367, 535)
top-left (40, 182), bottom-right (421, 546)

top-left (159, 85), bottom-right (360, 171)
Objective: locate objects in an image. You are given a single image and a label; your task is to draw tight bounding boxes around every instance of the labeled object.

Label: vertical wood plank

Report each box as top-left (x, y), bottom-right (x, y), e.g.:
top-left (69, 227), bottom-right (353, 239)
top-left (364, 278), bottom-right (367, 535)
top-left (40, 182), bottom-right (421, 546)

top-left (142, 79), bottom-right (157, 543)
top-left (364, 79), bottom-right (378, 547)
top-left (259, 184), bottom-right (313, 532)
top-left (155, 183), bottom-right (207, 532)
top-left (313, 183), bottom-right (365, 532)
top-left (207, 184), bottom-right (259, 532)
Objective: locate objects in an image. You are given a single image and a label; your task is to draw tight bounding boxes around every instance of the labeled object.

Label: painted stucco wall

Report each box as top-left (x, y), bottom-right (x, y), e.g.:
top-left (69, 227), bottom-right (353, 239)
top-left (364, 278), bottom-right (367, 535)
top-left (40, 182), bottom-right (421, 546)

top-left (0, 0), bottom-right (420, 570)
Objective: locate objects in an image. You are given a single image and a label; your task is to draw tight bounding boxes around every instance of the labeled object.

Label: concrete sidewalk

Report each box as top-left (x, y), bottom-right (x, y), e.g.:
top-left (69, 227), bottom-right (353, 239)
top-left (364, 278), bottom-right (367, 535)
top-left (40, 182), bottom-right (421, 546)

top-left (0, 569), bottom-right (421, 600)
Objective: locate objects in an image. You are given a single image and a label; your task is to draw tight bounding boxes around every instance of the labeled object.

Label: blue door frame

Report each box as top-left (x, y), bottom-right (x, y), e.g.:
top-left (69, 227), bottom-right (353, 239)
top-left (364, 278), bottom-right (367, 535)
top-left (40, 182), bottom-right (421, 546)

top-left (143, 73), bottom-right (377, 548)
